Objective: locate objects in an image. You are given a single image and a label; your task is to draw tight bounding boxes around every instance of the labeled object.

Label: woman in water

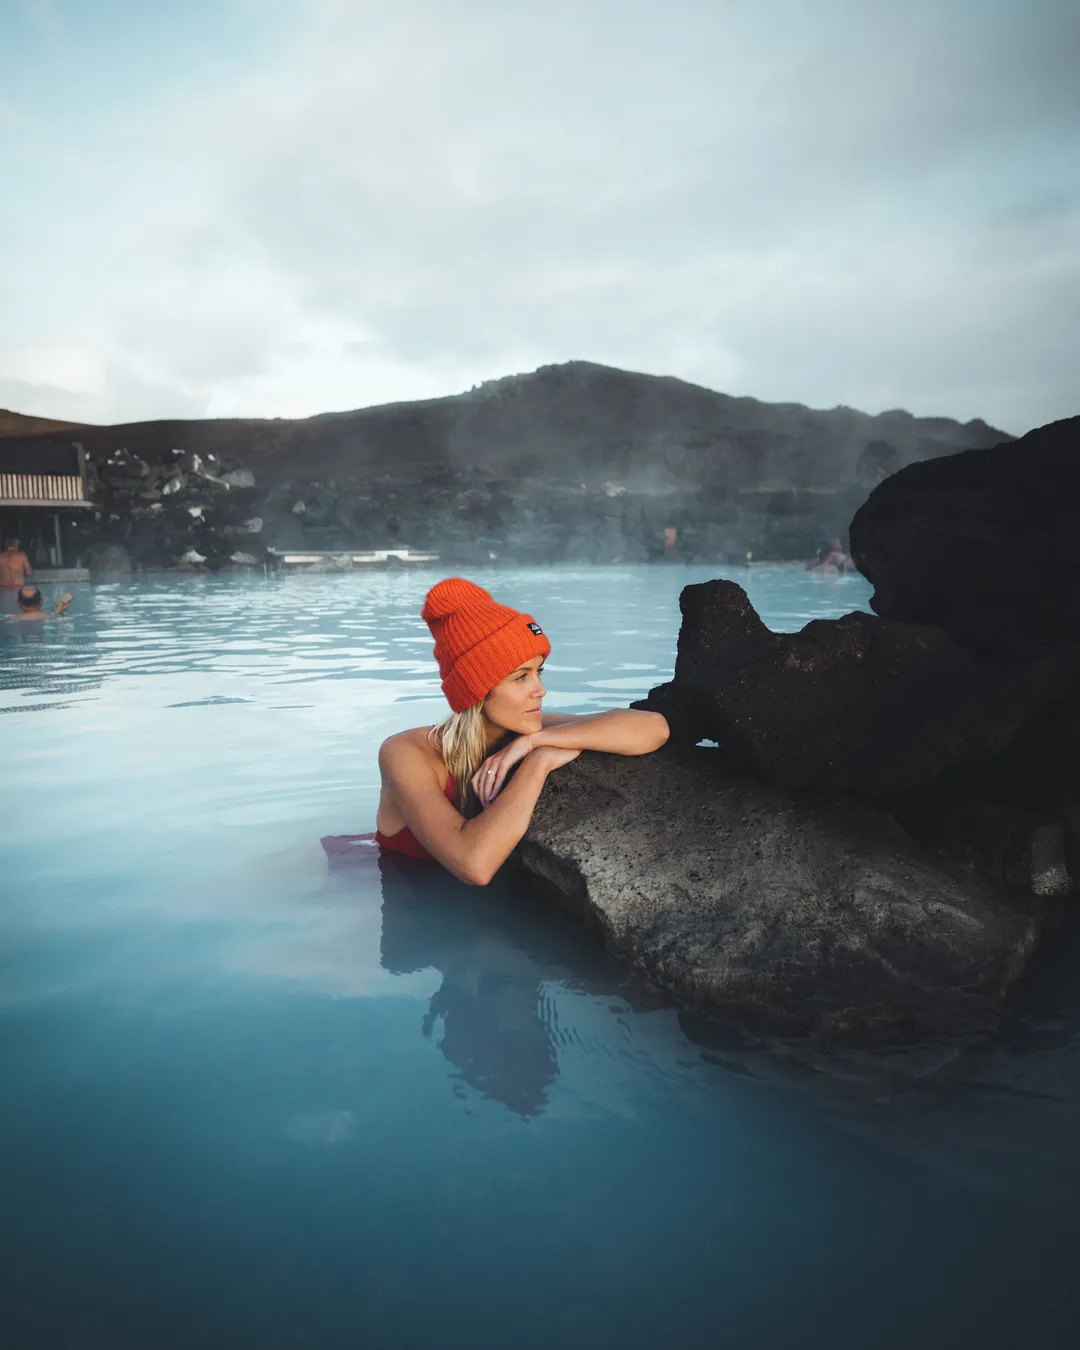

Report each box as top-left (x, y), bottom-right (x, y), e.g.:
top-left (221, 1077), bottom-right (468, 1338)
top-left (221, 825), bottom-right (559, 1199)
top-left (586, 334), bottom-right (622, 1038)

top-left (376, 577), bottom-right (669, 885)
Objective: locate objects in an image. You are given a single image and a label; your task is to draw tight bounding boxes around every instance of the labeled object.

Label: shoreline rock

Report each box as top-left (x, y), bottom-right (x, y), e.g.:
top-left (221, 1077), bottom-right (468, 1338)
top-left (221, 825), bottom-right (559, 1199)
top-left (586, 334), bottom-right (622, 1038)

top-left (520, 750), bottom-right (1045, 1044)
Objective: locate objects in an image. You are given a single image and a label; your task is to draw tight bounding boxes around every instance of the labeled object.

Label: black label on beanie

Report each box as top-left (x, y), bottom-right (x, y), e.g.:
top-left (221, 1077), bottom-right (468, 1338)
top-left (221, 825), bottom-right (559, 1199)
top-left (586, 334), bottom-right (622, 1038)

top-left (527, 622), bottom-right (543, 635)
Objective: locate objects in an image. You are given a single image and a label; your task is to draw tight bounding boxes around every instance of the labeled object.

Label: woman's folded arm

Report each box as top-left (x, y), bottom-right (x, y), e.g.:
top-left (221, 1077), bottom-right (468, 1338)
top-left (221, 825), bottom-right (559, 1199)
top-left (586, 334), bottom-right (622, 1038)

top-left (536, 708), bottom-right (669, 755)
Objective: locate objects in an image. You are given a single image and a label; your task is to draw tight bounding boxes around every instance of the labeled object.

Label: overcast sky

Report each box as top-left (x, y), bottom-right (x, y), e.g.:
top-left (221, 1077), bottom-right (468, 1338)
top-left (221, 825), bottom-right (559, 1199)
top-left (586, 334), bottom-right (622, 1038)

top-left (2, 0), bottom-right (1077, 434)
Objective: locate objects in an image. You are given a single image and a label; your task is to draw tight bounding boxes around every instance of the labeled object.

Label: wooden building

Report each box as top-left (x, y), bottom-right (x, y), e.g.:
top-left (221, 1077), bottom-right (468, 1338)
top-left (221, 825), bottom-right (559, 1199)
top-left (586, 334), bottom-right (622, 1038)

top-left (0, 440), bottom-right (94, 567)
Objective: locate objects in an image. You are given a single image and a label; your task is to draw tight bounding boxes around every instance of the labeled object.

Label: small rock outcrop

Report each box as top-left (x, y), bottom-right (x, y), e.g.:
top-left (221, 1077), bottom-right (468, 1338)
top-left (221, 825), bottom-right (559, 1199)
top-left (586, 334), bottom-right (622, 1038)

top-left (850, 416), bottom-right (1080, 663)
top-left (519, 751), bottom-right (1043, 1042)
top-left (634, 579), bottom-right (1072, 794)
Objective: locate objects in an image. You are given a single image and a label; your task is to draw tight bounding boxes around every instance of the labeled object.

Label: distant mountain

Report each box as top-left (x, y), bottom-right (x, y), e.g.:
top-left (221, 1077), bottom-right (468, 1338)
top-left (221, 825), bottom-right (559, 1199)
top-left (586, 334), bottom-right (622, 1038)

top-left (2, 360), bottom-right (1009, 486)
top-left (2, 361), bottom-right (1012, 568)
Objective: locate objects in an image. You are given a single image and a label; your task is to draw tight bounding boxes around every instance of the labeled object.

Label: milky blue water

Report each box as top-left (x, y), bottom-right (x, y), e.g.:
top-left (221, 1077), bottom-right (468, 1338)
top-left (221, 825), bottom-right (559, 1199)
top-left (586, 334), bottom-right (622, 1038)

top-left (3, 566), bottom-right (1080, 1350)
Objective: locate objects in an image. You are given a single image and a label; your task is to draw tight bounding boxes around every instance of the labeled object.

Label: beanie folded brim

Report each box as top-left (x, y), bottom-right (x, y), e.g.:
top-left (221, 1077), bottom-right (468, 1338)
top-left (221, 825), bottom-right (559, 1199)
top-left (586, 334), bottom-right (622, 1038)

top-left (441, 614), bottom-right (551, 712)
top-left (422, 576), bottom-right (552, 711)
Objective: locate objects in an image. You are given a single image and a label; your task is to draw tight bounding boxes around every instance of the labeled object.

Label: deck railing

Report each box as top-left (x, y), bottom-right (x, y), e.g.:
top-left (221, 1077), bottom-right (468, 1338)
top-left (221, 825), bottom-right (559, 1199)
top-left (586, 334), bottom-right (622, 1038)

top-left (0, 473), bottom-right (86, 504)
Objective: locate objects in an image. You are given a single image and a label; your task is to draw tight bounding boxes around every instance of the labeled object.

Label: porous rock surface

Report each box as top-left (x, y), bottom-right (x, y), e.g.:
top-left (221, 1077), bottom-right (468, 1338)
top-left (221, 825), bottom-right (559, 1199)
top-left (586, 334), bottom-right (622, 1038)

top-left (850, 416), bottom-right (1080, 663)
top-left (519, 750), bottom-right (1043, 1041)
top-left (633, 579), bottom-right (1070, 794)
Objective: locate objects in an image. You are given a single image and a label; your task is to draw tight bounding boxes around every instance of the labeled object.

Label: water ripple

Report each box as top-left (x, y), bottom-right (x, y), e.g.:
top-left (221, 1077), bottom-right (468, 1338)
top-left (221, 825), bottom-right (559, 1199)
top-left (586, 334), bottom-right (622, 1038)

top-left (0, 566), bottom-right (873, 712)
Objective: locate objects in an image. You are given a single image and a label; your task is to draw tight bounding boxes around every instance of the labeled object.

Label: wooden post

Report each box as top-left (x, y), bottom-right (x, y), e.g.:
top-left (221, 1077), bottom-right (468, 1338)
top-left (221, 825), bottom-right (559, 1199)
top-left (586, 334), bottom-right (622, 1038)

top-left (75, 442), bottom-right (88, 502)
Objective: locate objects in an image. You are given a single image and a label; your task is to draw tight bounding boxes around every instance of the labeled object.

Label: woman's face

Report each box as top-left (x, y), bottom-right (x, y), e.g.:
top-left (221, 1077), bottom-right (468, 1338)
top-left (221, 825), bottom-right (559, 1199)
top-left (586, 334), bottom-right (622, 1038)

top-left (482, 655), bottom-right (547, 739)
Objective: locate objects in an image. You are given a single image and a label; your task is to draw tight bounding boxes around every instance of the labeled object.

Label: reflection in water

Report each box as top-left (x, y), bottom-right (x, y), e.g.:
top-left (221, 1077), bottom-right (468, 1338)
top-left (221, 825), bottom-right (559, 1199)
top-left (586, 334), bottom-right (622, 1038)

top-left (421, 965), bottom-right (557, 1119)
top-left (378, 854), bottom-right (667, 1118)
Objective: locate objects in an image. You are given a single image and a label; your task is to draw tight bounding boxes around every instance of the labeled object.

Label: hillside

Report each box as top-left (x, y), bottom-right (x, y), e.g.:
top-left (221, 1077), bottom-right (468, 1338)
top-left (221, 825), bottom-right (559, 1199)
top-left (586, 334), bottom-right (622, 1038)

top-left (0, 408), bottom-right (84, 437)
top-left (2, 361), bottom-right (1011, 568)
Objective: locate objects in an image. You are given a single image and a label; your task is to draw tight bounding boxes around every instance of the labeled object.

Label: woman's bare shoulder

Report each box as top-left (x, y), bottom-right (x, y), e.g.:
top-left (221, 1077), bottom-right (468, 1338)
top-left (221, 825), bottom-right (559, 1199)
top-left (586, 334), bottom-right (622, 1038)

top-left (540, 711), bottom-right (580, 727)
top-left (378, 726), bottom-right (442, 773)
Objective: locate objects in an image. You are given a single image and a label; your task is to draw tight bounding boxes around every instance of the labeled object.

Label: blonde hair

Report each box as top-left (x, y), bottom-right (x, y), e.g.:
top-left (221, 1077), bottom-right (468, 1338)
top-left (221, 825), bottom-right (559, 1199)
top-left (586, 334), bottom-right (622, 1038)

top-left (429, 703), bottom-right (490, 816)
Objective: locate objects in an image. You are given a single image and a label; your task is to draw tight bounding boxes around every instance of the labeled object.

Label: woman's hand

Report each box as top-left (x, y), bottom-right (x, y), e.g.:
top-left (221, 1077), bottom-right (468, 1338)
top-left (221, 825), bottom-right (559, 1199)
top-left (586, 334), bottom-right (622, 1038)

top-left (472, 738), bottom-right (580, 808)
top-left (472, 734), bottom-right (536, 807)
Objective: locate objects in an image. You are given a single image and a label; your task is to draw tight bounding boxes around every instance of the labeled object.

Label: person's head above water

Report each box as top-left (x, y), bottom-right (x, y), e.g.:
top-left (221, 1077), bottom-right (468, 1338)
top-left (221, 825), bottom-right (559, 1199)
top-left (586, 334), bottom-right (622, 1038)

top-left (422, 576), bottom-right (550, 719)
top-left (17, 585), bottom-right (42, 610)
top-left (421, 578), bottom-right (551, 792)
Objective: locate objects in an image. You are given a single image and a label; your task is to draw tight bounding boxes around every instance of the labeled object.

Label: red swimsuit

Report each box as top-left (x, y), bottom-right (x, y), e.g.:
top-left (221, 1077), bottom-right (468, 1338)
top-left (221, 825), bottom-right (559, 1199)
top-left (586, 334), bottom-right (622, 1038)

top-left (321, 779), bottom-right (457, 867)
top-left (375, 777), bottom-right (456, 860)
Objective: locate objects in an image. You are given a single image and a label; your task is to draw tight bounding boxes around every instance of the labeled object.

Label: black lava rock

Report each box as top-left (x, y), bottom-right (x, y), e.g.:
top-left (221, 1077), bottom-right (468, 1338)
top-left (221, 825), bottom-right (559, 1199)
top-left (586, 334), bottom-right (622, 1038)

top-left (634, 579), bottom-right (1071, 795)
top-left (850, 416), bottom-right (1080, 664)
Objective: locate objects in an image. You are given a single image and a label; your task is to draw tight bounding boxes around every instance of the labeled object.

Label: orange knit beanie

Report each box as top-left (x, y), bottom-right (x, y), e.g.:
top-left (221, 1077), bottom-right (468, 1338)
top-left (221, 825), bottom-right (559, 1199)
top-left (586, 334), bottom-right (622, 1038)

top-left (421, 577), bottom-right (551, 712)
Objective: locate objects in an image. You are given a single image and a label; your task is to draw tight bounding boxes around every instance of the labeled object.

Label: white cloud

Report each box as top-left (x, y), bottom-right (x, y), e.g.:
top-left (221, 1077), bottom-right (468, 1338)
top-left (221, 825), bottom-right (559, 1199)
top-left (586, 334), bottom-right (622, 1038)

top-left (2, 0), bottom-right (1078, 432)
